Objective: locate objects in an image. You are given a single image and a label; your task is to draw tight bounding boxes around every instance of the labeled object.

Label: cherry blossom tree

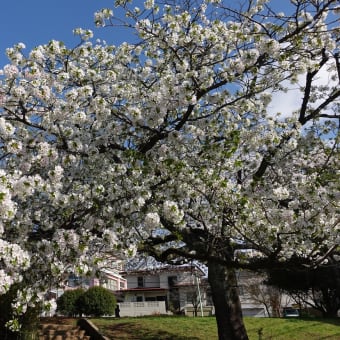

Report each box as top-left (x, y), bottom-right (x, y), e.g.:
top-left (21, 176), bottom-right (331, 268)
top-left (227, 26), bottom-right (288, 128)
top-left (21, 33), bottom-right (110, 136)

top-left (0, 0), bottom-right (339, 339)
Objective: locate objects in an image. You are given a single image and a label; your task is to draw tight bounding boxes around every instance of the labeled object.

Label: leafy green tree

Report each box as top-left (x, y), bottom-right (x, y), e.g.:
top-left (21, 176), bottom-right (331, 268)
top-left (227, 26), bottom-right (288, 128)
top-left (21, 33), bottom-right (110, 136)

top-left (267, 263), bottom-right (340, 318)
top-left (56, 288), bottom-right (84, 317)
top-left (79, 286), bottom-right (116, 317)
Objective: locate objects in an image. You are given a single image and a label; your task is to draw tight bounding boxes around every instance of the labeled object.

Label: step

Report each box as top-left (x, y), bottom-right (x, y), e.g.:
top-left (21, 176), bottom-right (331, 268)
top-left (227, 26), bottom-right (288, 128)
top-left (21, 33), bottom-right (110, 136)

top-left (39, 324), bottom-right (89, 340)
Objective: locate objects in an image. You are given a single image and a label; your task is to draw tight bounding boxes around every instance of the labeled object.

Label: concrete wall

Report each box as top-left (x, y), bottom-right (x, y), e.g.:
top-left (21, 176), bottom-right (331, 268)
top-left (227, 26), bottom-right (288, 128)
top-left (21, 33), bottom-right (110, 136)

top-left (184, 306), bottom-right (213, 317)
top-left (118, 301), bottom-right (167, 317)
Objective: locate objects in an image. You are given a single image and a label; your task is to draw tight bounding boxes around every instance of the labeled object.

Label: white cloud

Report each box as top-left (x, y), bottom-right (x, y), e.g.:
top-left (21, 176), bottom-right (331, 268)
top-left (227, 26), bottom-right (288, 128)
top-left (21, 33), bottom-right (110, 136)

top-left (267, 60), bottom-right (338, 119)
top-left (268, 84), bottom-right (302, 119)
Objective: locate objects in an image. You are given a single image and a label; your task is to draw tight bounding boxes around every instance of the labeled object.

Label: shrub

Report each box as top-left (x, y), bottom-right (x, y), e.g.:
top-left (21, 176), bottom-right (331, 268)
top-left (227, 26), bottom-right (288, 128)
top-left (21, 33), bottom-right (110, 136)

top-left (56, 288), bottom-right (84, 317)
top-left (0, 283), bottom-right (41, 339)
top-left (80, 286), bottom-right (116, 317)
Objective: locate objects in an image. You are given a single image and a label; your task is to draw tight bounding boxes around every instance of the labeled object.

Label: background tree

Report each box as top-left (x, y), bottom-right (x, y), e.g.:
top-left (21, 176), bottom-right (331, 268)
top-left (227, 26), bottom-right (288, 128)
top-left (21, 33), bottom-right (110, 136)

top-left (56, 288), bottom-right (84, 317)
top-left (79, 286), bottom-right (116, 317)
top-left (0, 0), bottom-right (339, 339)
top-left (186, 279), bottom-right (206, 317)
top-left (267, 262), bottom-right (340, 318)
top-left (242, 274), bottom-right (284, 317)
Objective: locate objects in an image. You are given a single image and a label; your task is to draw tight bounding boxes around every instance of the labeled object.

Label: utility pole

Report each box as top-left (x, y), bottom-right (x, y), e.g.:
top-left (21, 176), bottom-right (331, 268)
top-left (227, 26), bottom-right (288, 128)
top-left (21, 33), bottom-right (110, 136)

top-left (195, 270), bottom-right (204, 317)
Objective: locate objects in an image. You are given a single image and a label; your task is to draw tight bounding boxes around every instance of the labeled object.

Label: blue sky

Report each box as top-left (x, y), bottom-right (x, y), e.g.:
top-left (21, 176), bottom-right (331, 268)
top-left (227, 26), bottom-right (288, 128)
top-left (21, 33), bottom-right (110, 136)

top-left (0, 1), bottom-right (335, 68)
top-left (0, 0), bottom-right (132, 67)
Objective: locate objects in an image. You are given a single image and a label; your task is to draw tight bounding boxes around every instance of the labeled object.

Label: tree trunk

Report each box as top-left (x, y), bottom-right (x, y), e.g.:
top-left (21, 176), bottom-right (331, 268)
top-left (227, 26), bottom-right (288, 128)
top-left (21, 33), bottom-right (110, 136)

top-left (321, 288), bottom-right (340, 318)
top-left (208, 261), bottom-right (249, 340)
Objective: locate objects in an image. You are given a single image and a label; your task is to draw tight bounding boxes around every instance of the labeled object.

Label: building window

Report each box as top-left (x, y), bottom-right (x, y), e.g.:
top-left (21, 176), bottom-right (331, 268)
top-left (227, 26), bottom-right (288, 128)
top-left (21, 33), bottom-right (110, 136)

top-left (145, 297), bottom-right (156, 301)
top-left (168, 276), bottom-right (177, 287)
top-left (82, 278), bottom-right (90, 287)
top-left (136, 296), bottom-right (143, 302)
top-left (186, 292), bottom-right (196, 304)
top-left (106, 279), bottom-right (118, 291)
top-left (137, 276), bottom-right (144, 288)
top-left (68, 274), bottom-right (80, 287)
top-left (67, 274), bottom-right (90, 288)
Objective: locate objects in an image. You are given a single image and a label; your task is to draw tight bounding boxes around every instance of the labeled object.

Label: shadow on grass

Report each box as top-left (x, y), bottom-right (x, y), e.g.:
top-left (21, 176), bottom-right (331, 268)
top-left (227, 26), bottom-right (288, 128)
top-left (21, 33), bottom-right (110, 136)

top-left (289, 317), bottom-right (340, 329)
top-left (301, 318), bottom-right (340, 340)
top-left (262, 318), bottom-right (340, 340)
top-left (100, 322), bottom-right (200, 340)
top-left (308, 318), bottom-right (340, 327)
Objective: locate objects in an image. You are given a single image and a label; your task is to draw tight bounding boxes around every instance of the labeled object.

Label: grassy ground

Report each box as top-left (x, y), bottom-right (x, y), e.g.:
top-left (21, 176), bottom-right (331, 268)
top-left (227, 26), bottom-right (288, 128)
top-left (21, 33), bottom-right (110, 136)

top-left (90, 316), bottom-right (340, 340)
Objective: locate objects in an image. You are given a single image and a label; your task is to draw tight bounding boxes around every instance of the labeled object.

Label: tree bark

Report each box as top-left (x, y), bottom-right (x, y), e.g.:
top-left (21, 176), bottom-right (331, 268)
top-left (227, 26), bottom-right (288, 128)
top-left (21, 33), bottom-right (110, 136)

top-left (208, 261), bottom-right (249, 340)
top-left (321, 288), bottom-right (340, 318)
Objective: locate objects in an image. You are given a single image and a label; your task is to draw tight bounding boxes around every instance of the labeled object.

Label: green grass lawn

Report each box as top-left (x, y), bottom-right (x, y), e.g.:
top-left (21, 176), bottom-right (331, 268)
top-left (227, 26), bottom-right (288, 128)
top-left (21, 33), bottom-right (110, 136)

top-left (91, 316), bottom-right (340, 340)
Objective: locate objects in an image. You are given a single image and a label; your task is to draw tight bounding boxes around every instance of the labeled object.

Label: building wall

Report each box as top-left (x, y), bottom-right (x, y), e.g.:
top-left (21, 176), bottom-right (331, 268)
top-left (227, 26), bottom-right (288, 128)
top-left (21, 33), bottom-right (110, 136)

top-left (123, 291), bottom-right (167, 303)
top-left (122, 267), bottom-right (207, 313)
top-left (98, 269), bottom-right (127, 292)
top-left (118, 301), bottom-right (167, 316)
top-left (64, 269), bottom-right (127, 292)
top-left (125, 269), bottom-right (200, 289)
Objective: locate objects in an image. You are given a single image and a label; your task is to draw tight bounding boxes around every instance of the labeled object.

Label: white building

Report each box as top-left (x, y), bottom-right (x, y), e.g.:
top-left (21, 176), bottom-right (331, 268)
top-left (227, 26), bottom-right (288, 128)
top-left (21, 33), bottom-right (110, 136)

top-left (117, 264), bottom-right (209, 315)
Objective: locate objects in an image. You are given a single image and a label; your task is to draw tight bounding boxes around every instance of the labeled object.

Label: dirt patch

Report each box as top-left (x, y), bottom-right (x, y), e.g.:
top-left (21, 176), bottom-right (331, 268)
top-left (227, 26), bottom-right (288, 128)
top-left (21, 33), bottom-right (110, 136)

top-left (40, 317), bottom-right (77, 326)
top-left (99, 322), bottom-right (142, 339)
top-left (40, 317), bottom-right (75, 323)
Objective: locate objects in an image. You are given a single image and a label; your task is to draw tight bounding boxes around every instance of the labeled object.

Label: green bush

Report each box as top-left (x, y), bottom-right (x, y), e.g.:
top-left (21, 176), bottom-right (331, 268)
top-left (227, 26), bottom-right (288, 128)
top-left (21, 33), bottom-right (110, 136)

top-left (56, 288), bottom-right (84, 317)
top-left (79, 286), bottom-right (116, 317)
